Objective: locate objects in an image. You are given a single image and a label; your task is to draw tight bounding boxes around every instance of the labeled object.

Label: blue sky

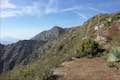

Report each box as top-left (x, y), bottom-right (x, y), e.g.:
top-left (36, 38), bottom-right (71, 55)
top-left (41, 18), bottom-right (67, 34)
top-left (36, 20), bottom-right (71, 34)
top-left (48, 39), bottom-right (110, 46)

top-left (0, 0), bottom-right (120, 40)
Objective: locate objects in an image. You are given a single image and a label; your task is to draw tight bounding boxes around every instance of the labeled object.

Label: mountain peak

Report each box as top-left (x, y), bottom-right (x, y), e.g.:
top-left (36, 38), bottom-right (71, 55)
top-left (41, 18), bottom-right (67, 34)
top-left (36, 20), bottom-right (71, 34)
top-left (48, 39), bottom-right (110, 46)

top-left (31, 26), bottom-right (65, 41)
top-left (51, 26), bottom-right (64, 33)
top-left (51, 26), bottom-right (62, 30)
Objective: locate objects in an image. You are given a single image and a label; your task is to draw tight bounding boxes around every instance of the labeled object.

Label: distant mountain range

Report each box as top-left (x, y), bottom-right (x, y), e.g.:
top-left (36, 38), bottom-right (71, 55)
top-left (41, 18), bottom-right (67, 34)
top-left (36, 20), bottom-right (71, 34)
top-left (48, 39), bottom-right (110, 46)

top-left (0, 37), bottom-right (19, 45)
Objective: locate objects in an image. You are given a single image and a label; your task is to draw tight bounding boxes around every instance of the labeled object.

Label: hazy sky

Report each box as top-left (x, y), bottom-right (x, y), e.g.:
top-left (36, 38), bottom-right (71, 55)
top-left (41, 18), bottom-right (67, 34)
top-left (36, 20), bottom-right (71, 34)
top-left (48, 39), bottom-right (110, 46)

top-left (0, 0), bottom-right (120, 39)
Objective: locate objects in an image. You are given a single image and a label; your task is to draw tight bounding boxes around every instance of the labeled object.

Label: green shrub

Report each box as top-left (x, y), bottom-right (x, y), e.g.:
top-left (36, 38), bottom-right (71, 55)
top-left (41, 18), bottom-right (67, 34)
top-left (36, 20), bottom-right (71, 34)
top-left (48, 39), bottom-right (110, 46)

top-left (78, 38), bottom-right (101, 57)
top-left (107, 47), bottom-right (120, 69)
top-left (107, 47), bottom-right (120, 62)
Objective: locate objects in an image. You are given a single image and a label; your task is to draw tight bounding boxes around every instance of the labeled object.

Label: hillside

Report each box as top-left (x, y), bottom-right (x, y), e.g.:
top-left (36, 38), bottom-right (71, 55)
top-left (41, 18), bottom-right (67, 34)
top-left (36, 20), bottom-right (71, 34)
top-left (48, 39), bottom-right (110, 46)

top-left (0, 12), bottom-right (120, 80)
top-left (0, 26), bottom-right (66, 73)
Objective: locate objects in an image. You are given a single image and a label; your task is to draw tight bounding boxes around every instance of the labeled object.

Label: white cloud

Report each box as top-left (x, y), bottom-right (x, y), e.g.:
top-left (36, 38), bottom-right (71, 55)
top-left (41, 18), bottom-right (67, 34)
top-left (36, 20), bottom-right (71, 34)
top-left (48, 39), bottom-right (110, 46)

top-left (0, 1), bottom-right (41, 18)
top-left (1, 0), bottom-right (81, 18)
top-left (88, 7), bottom-right (107, 13)
top-left (73, 11), bottom-right (87, 20)
top-left (0, 0), bottom-right (18, 18)
top-left (45, 0), bottom-right (58, 14)
top-left (21, 2), bottom-right (42, 15)
top-left (0, 0), bottom-right (52, 18)
top-left (0, 10), bottom-right (21, 18)
top-left (0, 0), bottom-right (16, 9)
top-left (0, 0), bottom-right (89, 19)
top-left (1, 11), bottom-right (16, 18)
top-left (59, 6), bottom-right (79, 12)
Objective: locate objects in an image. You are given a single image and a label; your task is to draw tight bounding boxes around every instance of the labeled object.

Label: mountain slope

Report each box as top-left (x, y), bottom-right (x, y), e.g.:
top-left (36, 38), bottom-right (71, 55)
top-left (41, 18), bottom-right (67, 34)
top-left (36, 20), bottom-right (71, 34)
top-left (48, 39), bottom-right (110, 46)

top-left (0, 12), bottom-right (119, 80)
top-left (0, 40), bottom-right (40, 73)
top-left (0, 27), bottom-right (66, 73)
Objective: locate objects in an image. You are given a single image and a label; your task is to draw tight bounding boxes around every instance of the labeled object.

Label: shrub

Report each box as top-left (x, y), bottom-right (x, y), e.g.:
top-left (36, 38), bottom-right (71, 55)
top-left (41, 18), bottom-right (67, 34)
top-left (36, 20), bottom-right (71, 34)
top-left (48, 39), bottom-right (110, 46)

top-left (107, 47), bottom-right (120, 62)
top-left (78, 38), bottom-right (102, 57)
top-left (107, 47), bottom-right (120, 69)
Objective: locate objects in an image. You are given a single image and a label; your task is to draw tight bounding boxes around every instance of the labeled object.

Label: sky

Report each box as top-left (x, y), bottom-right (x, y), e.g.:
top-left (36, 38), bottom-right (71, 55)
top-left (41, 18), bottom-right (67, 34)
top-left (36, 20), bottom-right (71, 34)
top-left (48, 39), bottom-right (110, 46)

top-left (0, 0), bottom-right (120, 40)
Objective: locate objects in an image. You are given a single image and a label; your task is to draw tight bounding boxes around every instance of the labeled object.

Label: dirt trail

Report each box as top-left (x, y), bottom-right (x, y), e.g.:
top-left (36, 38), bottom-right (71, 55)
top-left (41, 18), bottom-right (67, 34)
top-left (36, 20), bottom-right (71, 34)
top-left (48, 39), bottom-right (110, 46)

top-left (54, 58), bottom-right (120, 80)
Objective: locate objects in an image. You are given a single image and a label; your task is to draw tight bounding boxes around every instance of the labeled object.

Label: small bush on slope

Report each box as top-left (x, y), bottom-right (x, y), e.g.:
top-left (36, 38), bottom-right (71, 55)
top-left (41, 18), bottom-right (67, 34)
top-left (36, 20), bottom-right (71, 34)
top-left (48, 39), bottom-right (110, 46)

top-left (107, 47), bottom-right (120, 69)
top-left (77, 38), bottom-right (102, 58)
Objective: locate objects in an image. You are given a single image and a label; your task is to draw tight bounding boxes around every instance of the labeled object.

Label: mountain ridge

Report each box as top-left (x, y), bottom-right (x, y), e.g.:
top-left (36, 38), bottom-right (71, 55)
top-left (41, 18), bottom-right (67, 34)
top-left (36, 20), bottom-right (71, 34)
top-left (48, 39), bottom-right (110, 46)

top-left (0, 12), bottom-right (120, 80)
top-left (0, 26), bottom-right (68, 73)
